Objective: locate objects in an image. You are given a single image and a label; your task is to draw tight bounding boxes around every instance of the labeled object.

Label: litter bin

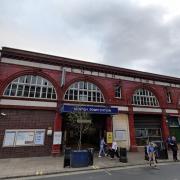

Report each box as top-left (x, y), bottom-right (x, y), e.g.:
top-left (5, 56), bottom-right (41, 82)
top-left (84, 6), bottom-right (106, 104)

top-left (152, 141), bottom-right (168, 159)
top-left (64, 147), bottom-right (71, 168)
top-left (119, 147), bottom-right (128, 163)
top-left (70, 150), bottom-right (89, 168)
top-left (87, 148), bottom-right (94, 166)
top-left (155, 141), bottom-right (168, 159)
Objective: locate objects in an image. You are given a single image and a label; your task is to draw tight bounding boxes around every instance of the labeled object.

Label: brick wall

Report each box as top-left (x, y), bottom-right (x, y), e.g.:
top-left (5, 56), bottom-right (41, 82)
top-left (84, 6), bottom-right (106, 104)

top-left (0, 109), bottom-right (55, 158)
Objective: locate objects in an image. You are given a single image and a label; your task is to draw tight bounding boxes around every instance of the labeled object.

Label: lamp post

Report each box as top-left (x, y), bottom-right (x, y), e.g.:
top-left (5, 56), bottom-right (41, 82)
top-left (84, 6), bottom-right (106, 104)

top-left (0, 112), bottom-right (7, 119)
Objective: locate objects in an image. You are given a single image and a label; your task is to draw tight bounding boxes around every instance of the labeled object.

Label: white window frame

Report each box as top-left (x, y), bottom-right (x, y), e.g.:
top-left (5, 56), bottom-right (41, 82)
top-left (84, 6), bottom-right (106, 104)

top-left (167, 91), bottom-right (172, 103)
top-left (3, 75), bottom-right (57, 100)
top-left (132, 89), bottom-right (159, 107)
top-left (115, 85), bottom-right (121, 98)
top-left (64, 81), bottom-right (105, 103)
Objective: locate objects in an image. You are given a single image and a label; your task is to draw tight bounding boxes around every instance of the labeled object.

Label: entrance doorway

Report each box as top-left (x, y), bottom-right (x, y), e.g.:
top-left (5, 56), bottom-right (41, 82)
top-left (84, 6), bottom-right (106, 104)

top-left (62, 113), bottom-right (108, 150)
top-left (134, 114), bottom-right (162, 146)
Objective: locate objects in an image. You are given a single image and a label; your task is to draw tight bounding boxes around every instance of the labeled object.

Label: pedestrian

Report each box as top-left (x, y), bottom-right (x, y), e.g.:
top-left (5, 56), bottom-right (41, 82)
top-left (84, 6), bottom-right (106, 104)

top-left (98, 137), bottom-right (106, 157)
top-left (147, 142), bottom-right (157, 167)
top-left (110, 140), bottom-right (119, 159)
top-left (166, 136), bottom-right (172, 150)
top-left (170, 136), bottom-right (178, 161)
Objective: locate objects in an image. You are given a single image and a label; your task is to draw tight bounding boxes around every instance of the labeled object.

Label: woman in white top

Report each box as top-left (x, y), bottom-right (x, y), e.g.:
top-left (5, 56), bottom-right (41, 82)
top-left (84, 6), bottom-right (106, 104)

top-left (111, 141), bottom-right (119, 159)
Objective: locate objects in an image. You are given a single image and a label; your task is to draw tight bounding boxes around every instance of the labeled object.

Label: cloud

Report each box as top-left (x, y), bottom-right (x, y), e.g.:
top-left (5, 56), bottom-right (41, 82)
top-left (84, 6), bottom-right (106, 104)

top-left (0, 0), bottom-right (180, 77)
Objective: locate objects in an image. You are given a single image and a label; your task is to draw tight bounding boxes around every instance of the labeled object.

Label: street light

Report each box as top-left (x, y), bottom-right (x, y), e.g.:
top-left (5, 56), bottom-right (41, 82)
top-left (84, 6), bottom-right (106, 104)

top-left (1, 112), bottom-right (6, 116)
top-left (0, 112), bottom-right (7, 119)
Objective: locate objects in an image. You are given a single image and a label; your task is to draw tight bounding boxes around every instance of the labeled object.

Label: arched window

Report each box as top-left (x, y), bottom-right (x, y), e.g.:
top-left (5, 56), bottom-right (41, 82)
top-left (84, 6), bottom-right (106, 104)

top-left (132, 88), bottom-right (159, 106)
top-left (3, 75), bottom-right (57, 100)
top-left (64, 81), bottom-right (105, 103)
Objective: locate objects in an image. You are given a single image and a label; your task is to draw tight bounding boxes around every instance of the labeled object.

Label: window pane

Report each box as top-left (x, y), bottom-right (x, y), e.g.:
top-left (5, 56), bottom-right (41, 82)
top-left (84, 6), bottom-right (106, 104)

top-left (23, 86), bottom-right (30, 97)
top-left (31, 76), bottom-right (37, 84)
top-left (79, 82), bottom-right (84, 89)
top-left (17, 85), bottom-right (23, 96)
top-left (37, 77), bottom-right (42, 85)
top-left (35, 87), bottom-right (41, 98)
top-left (29, 86), bottom-right (35, 97)
top-left (47, 88), bottom-right (52, 98)
top-left (41, 87), bottom-right (47, 98)
top-left (26, 76), bottom-right (31, 83)
top-left (4, 84), bottom-right (11, 96)
top-left (19, 76), bottom-right (25, 83)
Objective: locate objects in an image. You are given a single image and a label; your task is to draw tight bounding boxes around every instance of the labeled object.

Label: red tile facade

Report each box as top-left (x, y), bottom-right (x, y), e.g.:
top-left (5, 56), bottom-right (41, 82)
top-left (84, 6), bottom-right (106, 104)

top-left (0, 47), bottom-right (180, 158)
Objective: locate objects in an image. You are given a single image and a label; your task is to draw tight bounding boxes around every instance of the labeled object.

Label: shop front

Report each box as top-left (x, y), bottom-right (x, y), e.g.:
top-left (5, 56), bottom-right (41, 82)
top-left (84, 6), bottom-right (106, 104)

top-left (134, 114), bottom-right (162, 146)
top-left (167, 115), bottom-right (180, 142)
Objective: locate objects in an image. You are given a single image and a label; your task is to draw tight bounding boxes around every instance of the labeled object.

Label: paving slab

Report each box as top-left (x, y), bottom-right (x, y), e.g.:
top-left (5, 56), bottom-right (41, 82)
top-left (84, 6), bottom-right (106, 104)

top-left (0, 151), bottom-right (176, 179)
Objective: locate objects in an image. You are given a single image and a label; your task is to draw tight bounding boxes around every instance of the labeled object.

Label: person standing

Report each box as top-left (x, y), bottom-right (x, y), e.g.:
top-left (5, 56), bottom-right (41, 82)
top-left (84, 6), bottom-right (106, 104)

top-left (166, 136), bottom-right (172, 150)
top-left (98, 137), bottom-right (106, 157)
top-left (170, 136), bottom-right (178, 161)
top-left (147, 142), bottom-right (157, 167)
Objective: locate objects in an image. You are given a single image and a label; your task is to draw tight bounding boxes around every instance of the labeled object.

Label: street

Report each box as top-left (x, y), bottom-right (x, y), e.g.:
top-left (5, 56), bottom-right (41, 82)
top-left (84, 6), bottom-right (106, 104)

top-left (18, 162), bottom-right (180, 180)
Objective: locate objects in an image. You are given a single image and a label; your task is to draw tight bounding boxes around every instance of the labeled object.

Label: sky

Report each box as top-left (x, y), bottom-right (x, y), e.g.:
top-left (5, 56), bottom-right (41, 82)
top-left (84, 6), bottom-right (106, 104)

top-left (1, 0), bottom-right (180, 77)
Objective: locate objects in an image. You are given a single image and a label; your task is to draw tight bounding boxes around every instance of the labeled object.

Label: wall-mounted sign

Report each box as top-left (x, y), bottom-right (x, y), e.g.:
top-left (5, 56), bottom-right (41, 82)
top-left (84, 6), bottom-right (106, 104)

top-left (115, 130), bottom-right (126, 141)
top-left (61, 104), bottom-right (118, 114)
top-left (3, 131), bottom-right (16, 146)
top-left (3, 129), bottom-right (45, 147)
top-left (77, 119), bottom-right (92, 123)
top-left (34, 130), bottom-right (45, 145)
top-left (16, 131), bottom-right (34, 145)
top-left (53, 131), bottom-right (62, 145)
top-left (107, 132), bottom-right (113, 144)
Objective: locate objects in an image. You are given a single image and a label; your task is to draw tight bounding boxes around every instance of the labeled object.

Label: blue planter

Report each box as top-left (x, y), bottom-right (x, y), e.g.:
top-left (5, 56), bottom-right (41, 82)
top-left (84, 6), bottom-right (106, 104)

top-left (70, 150), bottom-right (89, 168)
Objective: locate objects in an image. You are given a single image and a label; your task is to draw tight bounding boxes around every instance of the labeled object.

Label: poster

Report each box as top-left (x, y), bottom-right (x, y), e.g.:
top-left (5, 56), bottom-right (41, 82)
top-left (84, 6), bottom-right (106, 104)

top-left (106, 132), bottom-right (113, 144)
top-left (115, 130), bottom-right (126, 141)
top-left (3, 131), bottom-right (16, 146)
top-left (53, 131), bottom-right (62, 145)
top-left (34, 130), bottom-right (45, 145)
top-left (16, 131), bottom-right (34, 145)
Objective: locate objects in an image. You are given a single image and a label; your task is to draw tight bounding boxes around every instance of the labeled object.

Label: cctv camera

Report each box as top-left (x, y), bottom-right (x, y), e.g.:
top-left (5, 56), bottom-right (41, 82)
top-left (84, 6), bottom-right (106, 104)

top-left (1, 113), bottom-right (6, 116)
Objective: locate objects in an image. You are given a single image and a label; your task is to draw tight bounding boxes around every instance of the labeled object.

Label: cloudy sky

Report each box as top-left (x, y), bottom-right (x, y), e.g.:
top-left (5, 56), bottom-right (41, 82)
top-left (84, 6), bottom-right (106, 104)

top-left (1, 0), bottom-right (180, 77)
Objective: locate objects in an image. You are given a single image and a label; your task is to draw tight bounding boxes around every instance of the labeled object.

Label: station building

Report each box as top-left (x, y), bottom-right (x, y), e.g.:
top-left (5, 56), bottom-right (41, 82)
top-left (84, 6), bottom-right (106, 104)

top-left (0, 47), bottom-right (180, 158)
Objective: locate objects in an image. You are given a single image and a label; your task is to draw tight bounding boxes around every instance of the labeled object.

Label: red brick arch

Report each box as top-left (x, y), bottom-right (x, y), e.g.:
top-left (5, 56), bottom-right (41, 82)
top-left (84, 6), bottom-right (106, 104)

top-left (61, 76), bottom-right (108, 103)
top-left (128, 84), bottom-right (165, 108)
top-left (0, 70), bottom-right (62, 100)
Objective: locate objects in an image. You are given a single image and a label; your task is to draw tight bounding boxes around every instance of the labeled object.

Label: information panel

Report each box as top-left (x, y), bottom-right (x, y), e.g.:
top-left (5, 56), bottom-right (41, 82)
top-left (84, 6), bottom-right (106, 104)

top-left (3, 129), bottom-right (45, 147)
top-left (3, 131), bottom-right (16, 146)
top-left (16, 131), bottom-right (34, 145)
top-left (34, 130), bottom-right (45, 145)
top-left (115, 130), bottom-right (126, 141)
top-left (53, 131), bottom-right (62, 145)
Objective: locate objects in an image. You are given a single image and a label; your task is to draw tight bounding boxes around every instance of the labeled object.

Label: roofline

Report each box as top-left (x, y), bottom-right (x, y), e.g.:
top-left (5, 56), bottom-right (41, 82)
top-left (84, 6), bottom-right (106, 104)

top-left (1, 46), bottom-right (180, 84)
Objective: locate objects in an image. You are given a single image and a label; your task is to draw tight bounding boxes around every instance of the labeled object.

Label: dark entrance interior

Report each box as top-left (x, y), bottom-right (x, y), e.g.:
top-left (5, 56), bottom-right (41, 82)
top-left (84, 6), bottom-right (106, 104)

top-left (134, 114), bottom-right (162, 146)
top-left (62, 113), bottom-right (107, 150)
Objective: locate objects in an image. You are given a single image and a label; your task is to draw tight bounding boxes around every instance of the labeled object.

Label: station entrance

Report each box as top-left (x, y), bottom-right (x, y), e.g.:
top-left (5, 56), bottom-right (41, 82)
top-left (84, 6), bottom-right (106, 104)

top-left (62, 113), bottom-right (108, 150)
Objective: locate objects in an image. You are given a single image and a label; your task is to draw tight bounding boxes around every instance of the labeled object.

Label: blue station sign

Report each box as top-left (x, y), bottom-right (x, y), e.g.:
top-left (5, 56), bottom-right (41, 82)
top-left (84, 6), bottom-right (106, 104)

top-left (60, 104), bottom-right (118, 114)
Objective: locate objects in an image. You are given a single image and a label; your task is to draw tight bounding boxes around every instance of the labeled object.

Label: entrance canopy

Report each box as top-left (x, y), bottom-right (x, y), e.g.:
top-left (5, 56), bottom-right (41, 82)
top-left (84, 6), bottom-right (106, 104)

top-left (60, 104), bottom-right (118, 115)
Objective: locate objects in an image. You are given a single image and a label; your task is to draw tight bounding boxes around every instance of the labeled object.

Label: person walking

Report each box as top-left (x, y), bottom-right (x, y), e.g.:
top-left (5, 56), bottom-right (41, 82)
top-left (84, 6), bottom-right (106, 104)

top-left (110, 140), bottom-right (119, 159)
top-left (98, 137), bottom-right (106, 157)
top-left (147, 142), bottom-right (157, 167)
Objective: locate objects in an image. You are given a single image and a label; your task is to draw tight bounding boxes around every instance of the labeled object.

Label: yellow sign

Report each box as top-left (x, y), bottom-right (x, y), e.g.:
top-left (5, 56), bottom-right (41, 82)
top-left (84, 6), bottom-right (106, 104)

top-left (107, 132), bottom-right (113, 143)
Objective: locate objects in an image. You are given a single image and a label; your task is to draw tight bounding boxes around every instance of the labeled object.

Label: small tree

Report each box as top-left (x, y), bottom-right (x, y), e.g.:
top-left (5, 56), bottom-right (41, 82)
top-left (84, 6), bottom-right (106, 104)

top-left (65, 109), bottom-right (91, 150)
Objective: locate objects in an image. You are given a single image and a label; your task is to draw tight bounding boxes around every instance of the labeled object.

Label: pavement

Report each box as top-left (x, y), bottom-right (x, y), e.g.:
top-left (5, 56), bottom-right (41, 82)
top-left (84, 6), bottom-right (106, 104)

top-left (0, 150), bottom-right (176, 179)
